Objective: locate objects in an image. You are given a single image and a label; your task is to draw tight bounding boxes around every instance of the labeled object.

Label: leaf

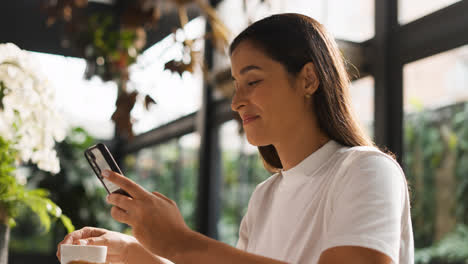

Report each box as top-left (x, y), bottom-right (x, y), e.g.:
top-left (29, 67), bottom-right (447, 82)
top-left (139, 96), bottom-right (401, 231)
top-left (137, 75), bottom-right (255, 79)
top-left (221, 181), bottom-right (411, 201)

top-left (60, 214), bottom-right (75, 233)
top-left (448, 132), bottom-right (458, 151)
top-left (8, 218), bottom-right (16, 228)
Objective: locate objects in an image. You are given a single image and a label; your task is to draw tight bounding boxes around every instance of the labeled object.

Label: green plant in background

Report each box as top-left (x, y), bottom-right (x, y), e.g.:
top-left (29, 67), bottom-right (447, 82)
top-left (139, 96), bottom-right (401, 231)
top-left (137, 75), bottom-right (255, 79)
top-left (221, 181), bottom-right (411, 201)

top-left (124, 138), bottom-right (199, 230)
top-left (416, 225), bottom-right (468, 264)
top-left (220, 146), bottom-right (271, 246)
top-left (0, 43), bottom-right (74, 240)
top-left (0, 137), bottom-right (74, 233)
top-left (405, 102), bottom-right (468, 264)
top-left (9, 127), bottom-right (113, 253)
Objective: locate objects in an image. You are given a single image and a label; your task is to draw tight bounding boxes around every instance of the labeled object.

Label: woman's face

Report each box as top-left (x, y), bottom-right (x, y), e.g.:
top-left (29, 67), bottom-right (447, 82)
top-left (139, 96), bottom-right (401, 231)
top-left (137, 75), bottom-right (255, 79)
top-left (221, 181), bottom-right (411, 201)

top-left (230, 40), bottom-right (311, 147)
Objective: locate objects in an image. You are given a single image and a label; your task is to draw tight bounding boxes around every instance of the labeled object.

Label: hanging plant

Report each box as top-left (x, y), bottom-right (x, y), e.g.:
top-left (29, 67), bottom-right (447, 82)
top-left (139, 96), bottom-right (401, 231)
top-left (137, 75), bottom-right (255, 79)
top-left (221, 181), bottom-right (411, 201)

top-left (42, 0), bottom-right (230, 138)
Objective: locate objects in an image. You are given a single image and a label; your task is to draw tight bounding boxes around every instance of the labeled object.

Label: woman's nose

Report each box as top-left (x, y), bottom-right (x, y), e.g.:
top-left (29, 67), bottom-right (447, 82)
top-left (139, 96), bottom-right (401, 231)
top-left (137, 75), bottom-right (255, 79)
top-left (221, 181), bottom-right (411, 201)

top-left (231, 90), bottom-right (247, 112)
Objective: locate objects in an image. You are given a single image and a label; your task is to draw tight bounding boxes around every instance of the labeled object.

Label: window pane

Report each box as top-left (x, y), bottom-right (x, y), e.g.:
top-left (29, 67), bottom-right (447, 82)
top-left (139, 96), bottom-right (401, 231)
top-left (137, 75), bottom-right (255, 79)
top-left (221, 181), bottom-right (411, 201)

top-left (349, 76), bottom-right (375, 138)
top-left (124, 133), bottom-right (200, 229)
top-left (404, 45), bottom-right (468, 112)
top-left (130, 18), bottom-right (205, 135)
top-left (398, 0), bottom-right (461, 24)
top-left (30, 18), bottom-right (205, 140)
top-left (217, 0), bottom-right (374, 43)
top-left (317, 0), bottom-right (374, 42)
top-left (31, 52), bottom-right (117, 140)
top-left (403, 45), bottom-right (468, 260)
top-left (218, 120), bottom-right (271, 246)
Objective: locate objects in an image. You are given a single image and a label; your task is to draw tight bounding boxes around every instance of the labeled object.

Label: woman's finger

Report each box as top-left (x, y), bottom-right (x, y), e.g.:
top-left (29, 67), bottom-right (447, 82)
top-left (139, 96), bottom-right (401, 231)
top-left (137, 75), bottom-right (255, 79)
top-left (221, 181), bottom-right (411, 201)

top-left (102, 170), bottom-right (148, 199)
top-left (57, 227), bottom-right (106, 258)
top-left (107, 193), bottom-right (134, 212)
top-left (77, 236), bottom-right (108, 246)
top-left (111, 206), bottom-right (131, 224)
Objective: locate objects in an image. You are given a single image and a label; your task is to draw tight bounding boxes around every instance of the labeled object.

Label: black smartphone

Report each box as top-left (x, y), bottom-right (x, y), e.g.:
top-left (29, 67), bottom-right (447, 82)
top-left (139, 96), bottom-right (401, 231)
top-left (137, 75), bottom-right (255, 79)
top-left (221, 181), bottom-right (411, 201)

top-left (84, 143), bottom-right (131, 197)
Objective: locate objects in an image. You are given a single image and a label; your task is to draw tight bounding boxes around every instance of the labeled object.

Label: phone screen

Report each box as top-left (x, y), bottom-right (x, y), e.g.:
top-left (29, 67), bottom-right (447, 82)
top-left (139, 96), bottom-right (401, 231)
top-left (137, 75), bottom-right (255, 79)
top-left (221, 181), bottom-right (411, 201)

top-left (89, 147), bottom-right (121, 193)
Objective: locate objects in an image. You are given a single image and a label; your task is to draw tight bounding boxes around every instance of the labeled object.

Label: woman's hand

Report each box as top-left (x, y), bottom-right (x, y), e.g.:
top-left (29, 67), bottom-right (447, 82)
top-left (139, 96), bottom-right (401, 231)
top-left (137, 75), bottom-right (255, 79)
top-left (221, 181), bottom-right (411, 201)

top-left (56, 226), bottom-right (138, 264)
top-left (102, 170), bottom-right (192, 260)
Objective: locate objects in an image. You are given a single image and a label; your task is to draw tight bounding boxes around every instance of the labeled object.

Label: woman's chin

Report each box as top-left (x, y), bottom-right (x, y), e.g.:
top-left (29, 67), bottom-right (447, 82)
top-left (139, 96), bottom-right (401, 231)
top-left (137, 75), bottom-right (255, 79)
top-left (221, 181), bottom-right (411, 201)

top-left (245, 133), bottom-right (270, 147)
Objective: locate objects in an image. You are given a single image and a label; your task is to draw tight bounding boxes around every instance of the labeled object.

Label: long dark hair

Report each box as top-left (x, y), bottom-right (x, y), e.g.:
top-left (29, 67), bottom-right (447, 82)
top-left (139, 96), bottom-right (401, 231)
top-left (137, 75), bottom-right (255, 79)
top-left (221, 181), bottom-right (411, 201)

top-left (230, 13), bottom-right (374, 172)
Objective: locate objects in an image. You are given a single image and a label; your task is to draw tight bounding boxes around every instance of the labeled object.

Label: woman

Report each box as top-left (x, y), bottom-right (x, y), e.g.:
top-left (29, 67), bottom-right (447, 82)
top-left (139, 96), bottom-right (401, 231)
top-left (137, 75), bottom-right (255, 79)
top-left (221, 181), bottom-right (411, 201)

top-left (57, 13), bottom-right (414, 264)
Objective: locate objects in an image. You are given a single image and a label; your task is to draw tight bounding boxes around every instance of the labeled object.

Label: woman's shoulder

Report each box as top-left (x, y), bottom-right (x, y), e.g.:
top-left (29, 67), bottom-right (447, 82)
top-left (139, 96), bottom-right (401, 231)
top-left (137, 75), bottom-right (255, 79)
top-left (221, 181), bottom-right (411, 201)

top-left (332, 144), bottom-right (407, 197)
top-left (335, 144), bottom-right (402, 172)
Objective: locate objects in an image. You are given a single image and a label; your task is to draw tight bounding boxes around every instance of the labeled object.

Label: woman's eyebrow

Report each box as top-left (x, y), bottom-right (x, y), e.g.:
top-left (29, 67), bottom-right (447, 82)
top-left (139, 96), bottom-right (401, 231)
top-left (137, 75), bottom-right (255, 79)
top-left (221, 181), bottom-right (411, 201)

top-left (232, 65), bottom-right (263, 80)
top-left (240, 65), bottom-right (262, 75)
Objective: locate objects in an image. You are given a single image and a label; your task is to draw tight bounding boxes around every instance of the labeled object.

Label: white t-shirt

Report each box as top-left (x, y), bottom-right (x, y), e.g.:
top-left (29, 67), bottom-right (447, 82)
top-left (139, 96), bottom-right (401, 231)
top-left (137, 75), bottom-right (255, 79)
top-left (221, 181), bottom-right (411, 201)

top-left (236, 140), bottom-right (414, 264)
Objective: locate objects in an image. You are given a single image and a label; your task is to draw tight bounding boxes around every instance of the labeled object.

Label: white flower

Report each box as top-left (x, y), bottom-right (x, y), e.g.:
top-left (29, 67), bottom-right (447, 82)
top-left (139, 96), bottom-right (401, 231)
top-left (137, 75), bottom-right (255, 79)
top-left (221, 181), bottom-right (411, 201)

top-left (0, 43), bottom-right (66, 174)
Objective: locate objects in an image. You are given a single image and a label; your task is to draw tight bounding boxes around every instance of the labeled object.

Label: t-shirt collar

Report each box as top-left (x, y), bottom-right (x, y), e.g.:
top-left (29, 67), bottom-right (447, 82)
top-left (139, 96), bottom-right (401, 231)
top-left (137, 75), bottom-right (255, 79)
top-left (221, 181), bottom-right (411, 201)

top-left (280, 140), bottom-right (342, 184)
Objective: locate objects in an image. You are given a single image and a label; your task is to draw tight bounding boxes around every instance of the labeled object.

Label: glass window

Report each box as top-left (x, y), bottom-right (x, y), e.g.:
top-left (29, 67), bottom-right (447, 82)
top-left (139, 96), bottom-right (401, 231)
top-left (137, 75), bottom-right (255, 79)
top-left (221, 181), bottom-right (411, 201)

top-left (217, 0), bottom-right (374, 43)
top-left (30, 18), bottom-right (205, 140)
top-left (124, 133), bottom-right (200, 229)
top-left (349, 76), bottom-right (375, 138)
top-left (32, 52), bottom-right (117, 140)
top-left (312, 0), bottom-right (374, 42)
top-left (129, 18), bottom-right (205, 135)
top-left (218, 120), bottom-right (271, 246)
top-left (403, 45), bottom-right (468, 262)
top-left (404, 45), bottom-right (468, 113)
top-left (398, 0), bottom-right (461, 24)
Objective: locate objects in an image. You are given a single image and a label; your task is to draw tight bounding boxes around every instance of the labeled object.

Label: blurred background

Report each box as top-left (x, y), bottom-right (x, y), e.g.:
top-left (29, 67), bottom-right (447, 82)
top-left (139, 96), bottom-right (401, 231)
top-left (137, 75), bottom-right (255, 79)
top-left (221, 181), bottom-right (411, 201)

top-left (0, 0), bottom-right (467, 263)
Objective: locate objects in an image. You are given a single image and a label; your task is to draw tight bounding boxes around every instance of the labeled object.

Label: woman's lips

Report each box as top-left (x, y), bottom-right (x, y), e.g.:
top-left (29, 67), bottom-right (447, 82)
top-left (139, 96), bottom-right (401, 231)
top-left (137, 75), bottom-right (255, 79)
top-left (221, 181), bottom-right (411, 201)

top-left (242, 115), bottom-right (259, 125)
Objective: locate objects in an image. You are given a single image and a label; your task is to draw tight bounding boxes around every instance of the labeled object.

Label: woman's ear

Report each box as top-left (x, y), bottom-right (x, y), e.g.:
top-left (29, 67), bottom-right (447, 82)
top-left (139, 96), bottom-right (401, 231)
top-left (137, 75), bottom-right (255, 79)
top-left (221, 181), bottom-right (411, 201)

top-left (301, 62), bottom-right (320, 96)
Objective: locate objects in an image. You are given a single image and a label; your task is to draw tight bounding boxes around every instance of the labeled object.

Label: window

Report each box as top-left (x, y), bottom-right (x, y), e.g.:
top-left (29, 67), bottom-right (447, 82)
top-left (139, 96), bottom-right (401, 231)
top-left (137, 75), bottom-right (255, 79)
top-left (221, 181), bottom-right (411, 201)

top-left (349, 76), bottom-right (375, 138)
top-left (32, 52), bottom-right (117, 140)
top-left (398, 0), bottom-right (461, 24)
top-left (217, 0), bottom-right (374, 43)
top-left (129, 18), bottom-right (205, 135)
top-left (404, 45), bottom-right (468, 113)
top-left (218, 120), bottom-right (270, 245)
top-left (403, 45), bottom-right (468, 251)
top-left (124, 133), bottom-right (201, 229)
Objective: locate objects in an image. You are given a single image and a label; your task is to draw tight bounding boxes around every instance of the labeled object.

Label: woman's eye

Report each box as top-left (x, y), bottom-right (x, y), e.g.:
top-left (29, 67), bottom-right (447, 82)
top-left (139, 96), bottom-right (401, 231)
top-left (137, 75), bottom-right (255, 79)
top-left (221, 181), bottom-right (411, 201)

top-left (248, 80), bottom-right (262, 86)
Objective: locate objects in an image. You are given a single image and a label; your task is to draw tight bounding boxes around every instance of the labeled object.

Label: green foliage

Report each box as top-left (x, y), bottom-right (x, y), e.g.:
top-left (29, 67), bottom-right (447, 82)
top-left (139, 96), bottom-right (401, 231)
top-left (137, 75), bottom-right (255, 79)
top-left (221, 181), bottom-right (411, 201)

top-left (219, 146), bottom-right (270, 246)
top-left (82, 14), bottom-right (141, 81)
top-left (415, 225), bottom-right (468, 264)
top-left (405, 102), bottom-right (468, 262)
top-left (124, 139), bottom-right (199, 230)
top-left (9, 127), bottom-right (103, 253)
top-left (0, 136), bottom-right (74, 234)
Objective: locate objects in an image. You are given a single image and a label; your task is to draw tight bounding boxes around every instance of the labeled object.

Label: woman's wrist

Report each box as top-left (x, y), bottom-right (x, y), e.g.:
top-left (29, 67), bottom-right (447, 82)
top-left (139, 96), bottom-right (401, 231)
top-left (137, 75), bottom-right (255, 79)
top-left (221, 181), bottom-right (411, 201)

top-left (126, 239), bottom-right (143, 264)
top-left (129, 238), bottom-right (177, 264)
top-left (168, 228), bottom-right (200, 263)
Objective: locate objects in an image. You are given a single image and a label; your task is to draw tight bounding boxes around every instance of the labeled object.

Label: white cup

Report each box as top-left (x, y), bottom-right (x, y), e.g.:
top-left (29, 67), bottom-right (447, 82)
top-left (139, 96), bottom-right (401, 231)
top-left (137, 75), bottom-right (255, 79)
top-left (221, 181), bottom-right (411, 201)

top-left (60, 244), bottom-right (107, 264)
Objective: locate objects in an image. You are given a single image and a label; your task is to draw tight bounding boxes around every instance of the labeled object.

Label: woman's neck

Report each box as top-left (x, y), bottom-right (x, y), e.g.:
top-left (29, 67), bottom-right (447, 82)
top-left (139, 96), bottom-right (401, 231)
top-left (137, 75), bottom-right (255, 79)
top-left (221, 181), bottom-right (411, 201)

top-left (274, 122), bottom-right (329, 171)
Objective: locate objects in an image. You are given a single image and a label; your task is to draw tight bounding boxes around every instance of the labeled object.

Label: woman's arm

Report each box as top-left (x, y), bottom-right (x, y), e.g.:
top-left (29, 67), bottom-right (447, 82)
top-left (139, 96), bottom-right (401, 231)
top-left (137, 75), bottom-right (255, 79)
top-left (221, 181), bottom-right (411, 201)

top-left (167, 232), bottom-right (391, 264)
top-left (102, 170), bottom-right (393, 264)
top-left (318, 246), bottom-right (392, 264)
top-left (127, 242), bottom-right (173, 264)
top-left (170, 230), bottom-right (287, 264)
top-left (102, 170), bottom-right (287, 264)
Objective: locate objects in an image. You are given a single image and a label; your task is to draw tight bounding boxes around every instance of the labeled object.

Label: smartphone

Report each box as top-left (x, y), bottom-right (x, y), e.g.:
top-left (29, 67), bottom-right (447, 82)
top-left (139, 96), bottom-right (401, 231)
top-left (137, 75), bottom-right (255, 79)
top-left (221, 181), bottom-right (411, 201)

top-left (84, 143), bottom-right (131, 197)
